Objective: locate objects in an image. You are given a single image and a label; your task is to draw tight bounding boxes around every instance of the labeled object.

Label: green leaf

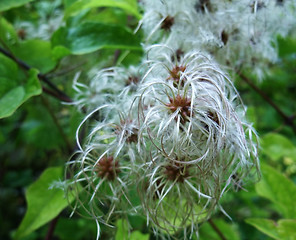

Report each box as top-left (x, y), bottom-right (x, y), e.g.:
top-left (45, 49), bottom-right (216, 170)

top-left (0, 57), bottom-right (41, 119)
top-left (52, 46), bottom-right (72, 61)
top-left (115, 219), bottom-right (149, 240)
top-left (246, 107), bottom-right (257, 129)
top-left (65, 0), bottom-right (141, 19)
top-left (115, 219), bottom-right (128, 240)
top-left (0, 17), bottom-right (18, 47)
top-left (246, 219), bottom-right (296, 240)
top-left (245, 218), bottom-right (279, 239)
top-left (129, 231), bottom-right (149, 240)
top-left (255, 164), bottom-right (296, 218)
top-left (261, 133), bottom-right (296, 161)
top-left (20, 107), bottom-right (65, 150)
top-left (54, 218), bottom-right (97, 240)
top-left (14, 167), bottom-right (71, 240)
top-left (10, 40), bottom-right (58, 73)
top-left (63, 0), bottom-right (80, 8)
top-left (278, 36), bottom-right (296, 57)
top-left (199, 219), bottom-right (240, 240)
top-left (278, 219), bottom-right (296, 240)
top-left (52, 22), bottom-right (141, 55)
top-left (0, 86), bottom-right (26, 119)
top-left (84, 7), bottom-right (128, 25)
top-left (1, 18), bottom-right (59, 73)
top-left (0, 0), bottom-right (35, 12)
top-left (0, 53), bottom-right (19, 96)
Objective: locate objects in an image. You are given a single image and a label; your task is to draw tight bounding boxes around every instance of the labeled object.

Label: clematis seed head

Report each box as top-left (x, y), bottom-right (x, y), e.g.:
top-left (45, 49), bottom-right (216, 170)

top-left (96, 156), bottom-right (120, 181)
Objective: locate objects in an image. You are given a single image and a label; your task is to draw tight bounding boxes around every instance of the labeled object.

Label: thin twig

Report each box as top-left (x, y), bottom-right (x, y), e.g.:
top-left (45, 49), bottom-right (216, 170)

top-left (113, 49), bottom-right (121, 65)
top-left (42, 104), bottom-right (88, 240)
top-left (46, 60), bottom-right (87, 78)
top-left (45, 215), bottom-right (59, 240)
top-left (0, 46), bottom-right (72, 103)
top-left (42, 86), bottom-right (72, 103)
top-left (208, 219), bottom-right (227, 240)
top-left (238, 72), bottom-right (296, 133)
top-left (40, 95), bottom-right (73, 153)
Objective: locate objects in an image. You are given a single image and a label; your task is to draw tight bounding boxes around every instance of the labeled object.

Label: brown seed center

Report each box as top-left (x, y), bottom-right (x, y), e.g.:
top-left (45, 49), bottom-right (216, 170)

top-left (164, 162), bottom-right (190, 183)
top-left (161, 16), bottom-right (175, 31)
top-left (96, 156), bottom-right (120, 181)
top-left (165, 94), bottom-right (192, 124)
top-left (114, 119), bottom-right (138, 143)
top-left (167, 65), bottom-right (186, 86)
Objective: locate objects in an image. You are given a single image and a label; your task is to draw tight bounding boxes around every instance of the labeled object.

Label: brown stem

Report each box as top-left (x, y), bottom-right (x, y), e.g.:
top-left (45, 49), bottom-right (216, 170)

top-left (46, 60), bottom-right (87, 78)
top-left (238, 72), bottom-right (296, 133)
top-left (113, 49), bottom-right (121, 65)
top-left (45, 215), bottom-right (59, 240)
top-left (40, 95), bottom-right (73, 153)
top-left (42, 86), bottom-right (72, 103)
top-left (0, 46), bottom-right (72, 103)
top-left (208, 219), bottom-right (227, 240)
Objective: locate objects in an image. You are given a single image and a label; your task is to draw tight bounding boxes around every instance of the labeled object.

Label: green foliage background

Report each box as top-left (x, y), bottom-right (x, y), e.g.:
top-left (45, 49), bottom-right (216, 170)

top-left (0, 0), bottom-right (296, 239)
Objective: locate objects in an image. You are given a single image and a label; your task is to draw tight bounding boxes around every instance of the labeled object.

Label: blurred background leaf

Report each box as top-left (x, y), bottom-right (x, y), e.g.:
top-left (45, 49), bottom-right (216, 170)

top-left (0, 65), bottom-right (41, 119)
top-left (0, 0), bottom-right (36, 12)
top-left (64, 0), bottom-right (141, 19)
top-left (14, 167), bottom-right (74, 240)
top-left (255, 164), bottom-right (296, 219)
top-left (52, 21), bottom-right (141, 55)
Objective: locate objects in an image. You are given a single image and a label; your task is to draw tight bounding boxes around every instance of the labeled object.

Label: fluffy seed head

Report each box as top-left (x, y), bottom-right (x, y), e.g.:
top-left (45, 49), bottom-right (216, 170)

top-left (164, 161), bottom-right (190, 183)
top-left (165, 94), bottom-right (191, 124)
top-left (167, 65), bottom-right (187, 86)
top-left (115, 119), bottom-right (138, 144)
top-left (161, 15), bottom-right (175, 31)
top-left (126, 75), bottom-right (139, 86)
top-left (96, 156), bottom-right (120, 181)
